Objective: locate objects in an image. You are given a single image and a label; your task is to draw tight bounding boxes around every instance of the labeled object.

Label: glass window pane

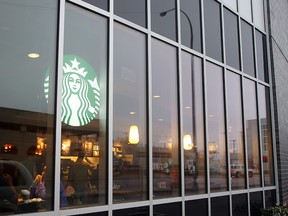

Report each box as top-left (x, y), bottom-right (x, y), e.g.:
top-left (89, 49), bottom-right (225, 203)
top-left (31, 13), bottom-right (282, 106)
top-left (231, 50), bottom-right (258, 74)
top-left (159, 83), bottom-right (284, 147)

top-left (62, 4), bottom-right (108, 207)
top-left (151, 0), bottom-right (177, 41)
top-left (152, 39), bottom-right (179, 198)
top-left (0, 0), bottom-right (57, 213)
top-left (211, 196), bottom-right (230, 216)
top-left (185, 199), bottom-right (208, 216)
top-left (206, 62), bottom-right (227, 192)
top-left (256, 31), bottom-right (268, 82)
top-left (252, 0), bottom-right (265, 31)
top-left (258, 85), bottom-right (274, 186)
top-left (241, 20), bottom-right (255, 77)
top-left (250, 192), bottom-right (263, 216)
top-left (239, 0), bottom-right (252, 22)
top-left (265, 190), bottom-right (276, 208)
top-left (81, 0), bottom-right (108, 11)
top-left (232, 194), bottom-right (248, 216)
top-left (223, 0), bottom-right (237, 11)
top-left (181, 52), bottom-right (206, 195)
top-left (114, 206), bottom-right (149, 216)
top-left (114, 0), bottom-right (146, 27)
top-left (243, 79), bottom-right (261, 188)
top-left (154, 202), bottom-right (182, 216)
top-left (76, 212), bottom-right (108, 216)
top-left (226, 71), bottom-right (245, 190)
top-left (180, 0), bottom-right (202, 52)
top-left (204, 0), bottom-right (223, 62)
top-left (224, 9), bottom-right (240, 70)
top-left (113, 23), bottom-right (147, 203)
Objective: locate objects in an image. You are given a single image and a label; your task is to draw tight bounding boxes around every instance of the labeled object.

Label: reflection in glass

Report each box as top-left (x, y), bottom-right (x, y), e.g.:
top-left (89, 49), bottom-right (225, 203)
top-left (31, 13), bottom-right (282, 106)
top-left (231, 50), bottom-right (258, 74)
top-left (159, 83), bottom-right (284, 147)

top-left (82, 0), bottom-right (108, 11)
top-left (114, 0), bottom-right (146, 27)
top-left (250, 192), bottom-right (263, 216)
top-left (181, 52), bottom-right (205, 195)
top-left (114, 206), bottom-right (149, 216)
top-left (238, 0), bottom-right (252, 22)
top-left (256, 31), bottom-right (268, 82)
top-left (258, 85), bottom-right (274, 186)
top-left (61, 4), bottom-right (108, 207)
top-left (185, 199), bottom-right (208, 216)
top-left (206, 62), bottom-right (227, 192)
top-left (204, 0), bottom-right (223, 62)
top-left (226, 71), bottom-right (245, 190)
top-left (113, 23), bottom-right (147, 202)
top-left (151, 0), bottom-right (177, 41)
top-left (252, 0), bottom-right (265, 31)
top-left (232, 194), bottom-right (248, 216)
top-left (241, 20), bottom-right (255, 77)
top-left (223, 0), bottom-right (237, 11)
top-left (0, 0), bottom-right (57, 213)
top-left (224, 9), bottom-right (240, 70)
top-left (0, 0), bottom-right (57, 211)
top-left (180, 0), bottom-right (202, 52)
top-left (243, 79), bottom-right (261, 188)
top-left (211, 196), bottom-right (230, 216)
top-left (265, 190), bottom-right (276, 208)
top-left (154, 202), bottom-right (182, 216)
top-left (152, 39), bottom-right (179, 198)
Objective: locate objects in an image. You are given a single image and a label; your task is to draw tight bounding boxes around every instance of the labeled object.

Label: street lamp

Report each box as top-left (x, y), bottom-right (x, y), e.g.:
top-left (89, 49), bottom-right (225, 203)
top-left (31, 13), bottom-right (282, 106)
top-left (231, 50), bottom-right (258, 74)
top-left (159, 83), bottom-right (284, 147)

top-left (160, 8), bottom-right (194, 49)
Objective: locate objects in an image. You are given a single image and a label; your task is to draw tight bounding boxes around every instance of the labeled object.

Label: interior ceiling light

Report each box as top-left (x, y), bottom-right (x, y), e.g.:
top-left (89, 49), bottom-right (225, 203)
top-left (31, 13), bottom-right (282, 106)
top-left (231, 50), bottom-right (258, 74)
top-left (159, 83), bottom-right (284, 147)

top-left (28, 52), bottom-right (40, 59)
top-left (153, 95), bottom-right (160, 98)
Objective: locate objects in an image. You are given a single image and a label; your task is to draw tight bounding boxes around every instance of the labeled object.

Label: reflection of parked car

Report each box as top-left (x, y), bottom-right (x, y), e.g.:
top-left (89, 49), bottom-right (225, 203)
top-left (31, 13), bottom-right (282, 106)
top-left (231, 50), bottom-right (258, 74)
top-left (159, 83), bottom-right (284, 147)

top-left (230, 164), bottom-right (254, 178)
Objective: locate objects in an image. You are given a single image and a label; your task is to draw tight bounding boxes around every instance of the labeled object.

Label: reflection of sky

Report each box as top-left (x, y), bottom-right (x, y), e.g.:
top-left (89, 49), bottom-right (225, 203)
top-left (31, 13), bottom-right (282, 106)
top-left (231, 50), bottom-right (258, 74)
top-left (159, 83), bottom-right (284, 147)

top-left (0, 1), bottom-right (57, 114)
top-left (151, 39), bottom-right (178, 147)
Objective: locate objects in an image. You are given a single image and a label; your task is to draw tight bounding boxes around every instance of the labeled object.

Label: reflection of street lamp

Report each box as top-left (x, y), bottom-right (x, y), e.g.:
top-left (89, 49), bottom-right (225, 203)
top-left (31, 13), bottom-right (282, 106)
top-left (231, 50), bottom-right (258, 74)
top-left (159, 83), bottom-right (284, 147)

top-left (160, 8), bottom-right (194, 49)
top-left (161, 8), bottom-right (196, 151)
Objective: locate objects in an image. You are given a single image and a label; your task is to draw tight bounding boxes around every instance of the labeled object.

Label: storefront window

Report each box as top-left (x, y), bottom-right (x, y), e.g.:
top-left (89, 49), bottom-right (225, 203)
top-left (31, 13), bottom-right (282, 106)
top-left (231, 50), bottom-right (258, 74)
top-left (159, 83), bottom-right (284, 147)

top-left (151, 0), bottom-right (177, 41)
top-left (224, 9), bottom-right (240, 70)
top-left (232, 194), bottom-right (248, 216)
top-left (206, 62), bottom-right (227, 192)
top-left (180, 0), bottom-right (202, 52)
top-left (243, 79), bottom-right (261, 188)
top-left (113, 23), bottom-right (147, 202)
top-left (239, 0), bottom-right (252, 22)
top-left (181, 52), bottom-right (206, 195)
top-left (256, 31), bottom-right (268, 83)
top-left (250, 192), bottom-right (263, 216)
top-left (241, 20), bottom-right (255, 77)
top-left (152, 39), bottom-right (180, 199)
top-left (61, 4), bottom-right (108, 207)
top-left (204, 0), bottom-right (223, 62)
top-left (211, 196), bottom-right (230, 216)
top-left (114, 0), bottom-right (146, 27)
top-left (226, 71), bottom-right (245, 190)
top-left (0, 0), bottom-right (57, 213)
top-left (82, 0), bottom-right (108, 11)
top-left (258, 85), bottom-right (274, 186)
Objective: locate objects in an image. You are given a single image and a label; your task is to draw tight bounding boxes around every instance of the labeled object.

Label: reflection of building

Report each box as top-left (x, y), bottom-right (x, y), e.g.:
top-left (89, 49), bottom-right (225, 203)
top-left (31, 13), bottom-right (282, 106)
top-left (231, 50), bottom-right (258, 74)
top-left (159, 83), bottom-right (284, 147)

top-left (2, 0), bottom-right (288, 214)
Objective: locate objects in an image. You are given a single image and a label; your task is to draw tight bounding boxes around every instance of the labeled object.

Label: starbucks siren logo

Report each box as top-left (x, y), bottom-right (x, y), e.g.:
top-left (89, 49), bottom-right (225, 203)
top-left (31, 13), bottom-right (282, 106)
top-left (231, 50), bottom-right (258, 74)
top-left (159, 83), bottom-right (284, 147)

top-left (44, 55), bottom-right (100, 126)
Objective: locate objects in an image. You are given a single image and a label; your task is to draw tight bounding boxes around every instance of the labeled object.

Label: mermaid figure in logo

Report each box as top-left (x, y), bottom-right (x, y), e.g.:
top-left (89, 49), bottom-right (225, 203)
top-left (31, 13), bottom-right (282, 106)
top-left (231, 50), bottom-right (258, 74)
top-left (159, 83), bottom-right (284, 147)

top-left (62, 58), bottom-right (97, 126)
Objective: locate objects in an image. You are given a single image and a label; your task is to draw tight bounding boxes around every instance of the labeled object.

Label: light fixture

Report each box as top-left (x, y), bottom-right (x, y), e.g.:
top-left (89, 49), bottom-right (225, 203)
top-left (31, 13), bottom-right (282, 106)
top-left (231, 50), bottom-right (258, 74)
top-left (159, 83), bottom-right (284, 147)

top-left (183, 134), bottom-right (193, 150)
top-left (129, 125), bottom-right (139, 144)
top-left (153, 95), bottom-right (160, 99)
top-left (61, 138), bottom-right (71, 155)
top-left (28, 52), bottom-right (40, 59)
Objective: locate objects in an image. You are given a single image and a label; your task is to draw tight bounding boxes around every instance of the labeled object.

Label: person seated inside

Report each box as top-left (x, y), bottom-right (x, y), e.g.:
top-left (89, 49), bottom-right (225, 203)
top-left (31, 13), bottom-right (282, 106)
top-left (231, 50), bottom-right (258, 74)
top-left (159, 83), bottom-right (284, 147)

top-left (0, 162), bottom-right (18, 212)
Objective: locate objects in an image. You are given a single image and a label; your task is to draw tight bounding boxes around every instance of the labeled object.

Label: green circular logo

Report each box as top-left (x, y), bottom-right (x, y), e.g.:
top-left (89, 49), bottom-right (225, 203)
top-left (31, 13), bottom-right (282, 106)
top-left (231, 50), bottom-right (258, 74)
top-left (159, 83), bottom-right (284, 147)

top-left (44, 55), bottom-right (100, 126)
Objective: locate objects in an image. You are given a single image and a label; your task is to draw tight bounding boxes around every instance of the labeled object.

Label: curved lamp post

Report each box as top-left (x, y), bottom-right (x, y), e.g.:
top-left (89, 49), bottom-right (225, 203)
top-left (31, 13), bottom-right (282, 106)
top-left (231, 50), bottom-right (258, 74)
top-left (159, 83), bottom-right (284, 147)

top-left (160, 8), bottom-right (194, 49)
top-left (160, 8), bottom-right (196, 157)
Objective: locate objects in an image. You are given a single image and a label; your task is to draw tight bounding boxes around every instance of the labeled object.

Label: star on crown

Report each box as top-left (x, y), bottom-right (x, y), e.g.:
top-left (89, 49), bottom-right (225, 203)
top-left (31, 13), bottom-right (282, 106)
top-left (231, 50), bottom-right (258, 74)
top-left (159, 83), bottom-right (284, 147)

top-left (63, 58), bottom-right (88, 77)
